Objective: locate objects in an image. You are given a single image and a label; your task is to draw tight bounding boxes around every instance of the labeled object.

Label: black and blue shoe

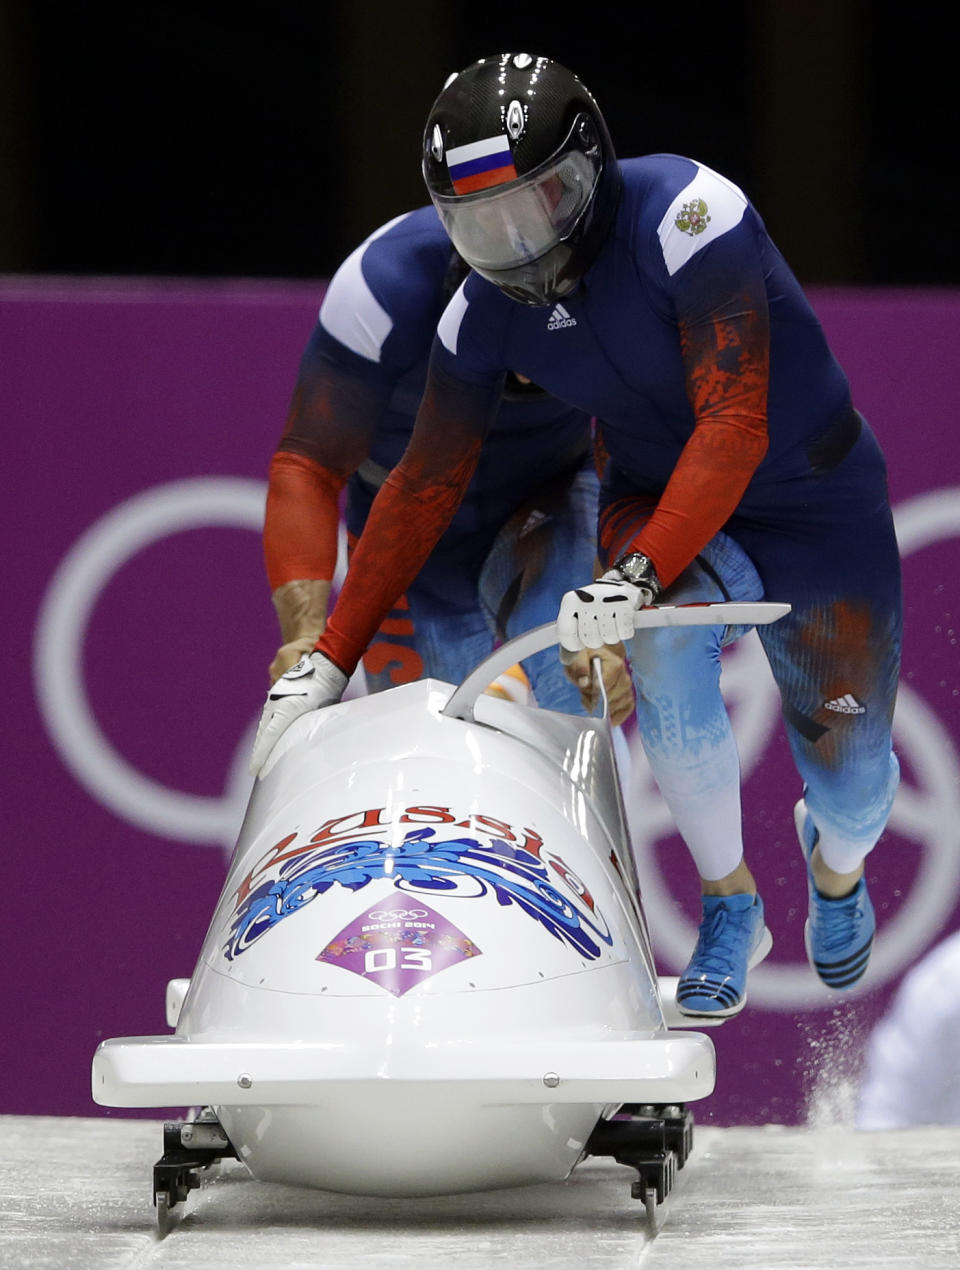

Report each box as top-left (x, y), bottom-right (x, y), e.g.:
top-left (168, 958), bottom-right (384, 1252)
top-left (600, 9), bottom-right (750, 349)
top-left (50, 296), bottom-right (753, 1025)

top-left (795, 798), bottom-right (875, 990)
top-left (676, 892), bottom-right (773, 1017)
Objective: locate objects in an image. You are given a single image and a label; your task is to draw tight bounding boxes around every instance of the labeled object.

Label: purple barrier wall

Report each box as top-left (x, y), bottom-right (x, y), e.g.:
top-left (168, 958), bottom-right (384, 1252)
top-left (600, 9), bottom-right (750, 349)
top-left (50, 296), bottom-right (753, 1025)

top-left (3, 279), bottom-right (958, 1126)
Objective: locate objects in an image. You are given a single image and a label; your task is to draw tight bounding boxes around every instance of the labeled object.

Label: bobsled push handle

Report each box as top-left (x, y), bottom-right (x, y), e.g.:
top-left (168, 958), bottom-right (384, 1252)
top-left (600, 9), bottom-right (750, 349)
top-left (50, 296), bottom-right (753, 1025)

top-left (441, 601), bottom-right (791, 722)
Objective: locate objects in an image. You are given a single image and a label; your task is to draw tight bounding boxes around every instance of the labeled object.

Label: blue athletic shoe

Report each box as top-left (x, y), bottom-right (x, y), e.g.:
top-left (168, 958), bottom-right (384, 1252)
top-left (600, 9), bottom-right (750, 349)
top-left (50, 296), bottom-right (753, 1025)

top-left (795, 799), bottom-right (875, 990)
top-left (676, 893), bottom-right (773, 1017)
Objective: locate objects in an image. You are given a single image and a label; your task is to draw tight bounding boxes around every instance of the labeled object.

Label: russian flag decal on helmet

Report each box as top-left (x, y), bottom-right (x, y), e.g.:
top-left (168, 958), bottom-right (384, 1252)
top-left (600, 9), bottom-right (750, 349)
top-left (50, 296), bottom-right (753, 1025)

top-left (446, 135), bottom-right (518, 194)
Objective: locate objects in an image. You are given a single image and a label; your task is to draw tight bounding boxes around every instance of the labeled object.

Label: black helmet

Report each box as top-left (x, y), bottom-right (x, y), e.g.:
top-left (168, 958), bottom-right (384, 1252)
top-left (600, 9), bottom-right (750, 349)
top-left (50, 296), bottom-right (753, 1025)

top-left (422, 53), bottom-right (620, 306)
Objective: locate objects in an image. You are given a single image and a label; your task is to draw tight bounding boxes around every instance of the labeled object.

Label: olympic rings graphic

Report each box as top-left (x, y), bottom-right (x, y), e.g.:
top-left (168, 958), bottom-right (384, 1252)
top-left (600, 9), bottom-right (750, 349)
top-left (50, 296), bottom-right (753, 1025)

top-left (33, 479), bottom-right (960, 1010)
top-left (33, 478), bottom-right (267, 848)
top-left (368, 909), bottom-right (430, 920)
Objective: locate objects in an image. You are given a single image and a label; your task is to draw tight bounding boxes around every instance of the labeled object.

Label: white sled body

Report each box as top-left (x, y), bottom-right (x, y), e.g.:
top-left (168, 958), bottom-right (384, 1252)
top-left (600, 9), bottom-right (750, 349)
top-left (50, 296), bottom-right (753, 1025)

top-left (92, 610), bottom-right (788, 1198)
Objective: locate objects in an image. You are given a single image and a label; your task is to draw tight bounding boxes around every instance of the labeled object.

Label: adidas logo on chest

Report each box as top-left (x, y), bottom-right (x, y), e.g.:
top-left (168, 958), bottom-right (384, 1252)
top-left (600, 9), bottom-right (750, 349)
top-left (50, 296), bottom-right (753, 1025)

top-left (547, 304), bottom-right (577, 331)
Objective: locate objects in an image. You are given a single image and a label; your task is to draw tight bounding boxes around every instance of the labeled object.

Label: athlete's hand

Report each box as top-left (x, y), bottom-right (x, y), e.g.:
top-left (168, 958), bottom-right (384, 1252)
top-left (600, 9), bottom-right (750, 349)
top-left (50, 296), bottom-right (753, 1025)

top-left (269, 636), bottom-right (320, 683)
top-left (268, 578), bottom-right (331, 682)
top-left (250, 651), bottom-right (348, 777)
top-left (557, 573), bottom-right (656, 651)
top-left (561, 643), bottom-right (635, 725)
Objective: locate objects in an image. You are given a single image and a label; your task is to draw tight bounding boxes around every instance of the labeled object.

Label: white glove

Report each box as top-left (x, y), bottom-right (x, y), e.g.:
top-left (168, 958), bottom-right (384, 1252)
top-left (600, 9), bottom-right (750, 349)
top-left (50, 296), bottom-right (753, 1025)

top-left (250, 651), bottom-right (348, 776)
top-left (557, 571), bottom-right (656, 652)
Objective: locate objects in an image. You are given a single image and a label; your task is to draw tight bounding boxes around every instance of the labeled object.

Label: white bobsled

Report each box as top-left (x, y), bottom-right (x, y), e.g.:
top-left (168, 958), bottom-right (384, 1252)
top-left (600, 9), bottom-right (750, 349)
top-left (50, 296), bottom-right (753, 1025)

top-left (91, 603), bottom-right (789, 1230)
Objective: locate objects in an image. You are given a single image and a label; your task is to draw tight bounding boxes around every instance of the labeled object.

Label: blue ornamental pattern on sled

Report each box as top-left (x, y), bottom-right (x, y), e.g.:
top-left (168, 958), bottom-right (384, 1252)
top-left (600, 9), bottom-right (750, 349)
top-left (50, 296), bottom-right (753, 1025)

top-left (224, 821), bottom-right (614, 964)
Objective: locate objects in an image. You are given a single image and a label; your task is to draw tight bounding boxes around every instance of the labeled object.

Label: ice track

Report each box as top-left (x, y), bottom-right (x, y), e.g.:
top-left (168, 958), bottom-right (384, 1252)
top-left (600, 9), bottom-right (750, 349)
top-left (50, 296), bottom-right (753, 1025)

top-left (4, 1116), bottom-right (959, 1269)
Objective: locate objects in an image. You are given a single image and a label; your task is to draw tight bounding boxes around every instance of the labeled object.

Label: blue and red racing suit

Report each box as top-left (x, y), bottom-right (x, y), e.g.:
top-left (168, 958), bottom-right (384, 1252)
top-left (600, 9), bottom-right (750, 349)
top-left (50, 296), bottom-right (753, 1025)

top-left (264, 205), bottom-right (599, 711)
top-left (318, 158), bottom-right (901, 870)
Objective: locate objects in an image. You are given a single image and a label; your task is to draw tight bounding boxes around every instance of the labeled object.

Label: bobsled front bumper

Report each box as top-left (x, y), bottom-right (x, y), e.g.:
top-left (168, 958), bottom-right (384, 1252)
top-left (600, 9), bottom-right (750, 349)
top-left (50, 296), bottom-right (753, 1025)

top-left (92, 1032), bottom-right (715, 1108)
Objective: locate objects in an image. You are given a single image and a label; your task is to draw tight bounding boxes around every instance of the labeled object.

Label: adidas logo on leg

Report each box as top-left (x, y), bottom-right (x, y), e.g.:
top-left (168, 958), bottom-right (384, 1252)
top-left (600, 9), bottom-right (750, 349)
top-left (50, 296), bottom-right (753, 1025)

top-left (547, 304), bottom-right (577, 330)
top-left (823, 693), bottom-right (866, 714)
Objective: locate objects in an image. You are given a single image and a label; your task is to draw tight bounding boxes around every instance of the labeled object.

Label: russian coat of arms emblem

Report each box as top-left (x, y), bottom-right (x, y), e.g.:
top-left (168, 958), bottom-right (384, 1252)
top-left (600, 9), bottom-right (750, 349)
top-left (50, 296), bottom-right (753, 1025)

top-left (675, 197), bottom-right (711, 236)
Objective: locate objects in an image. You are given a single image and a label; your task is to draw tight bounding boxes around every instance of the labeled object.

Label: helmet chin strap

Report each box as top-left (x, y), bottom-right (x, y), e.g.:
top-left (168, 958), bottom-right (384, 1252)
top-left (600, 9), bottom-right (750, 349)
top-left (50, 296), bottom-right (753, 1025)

top-left (483, 243), bottom-right (580, 307)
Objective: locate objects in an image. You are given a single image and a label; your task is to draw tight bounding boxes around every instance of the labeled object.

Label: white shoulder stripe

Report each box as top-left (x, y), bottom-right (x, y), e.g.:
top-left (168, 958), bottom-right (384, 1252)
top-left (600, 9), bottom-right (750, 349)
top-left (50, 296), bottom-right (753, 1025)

top-left (437, 280), bottom-right (469, 354)
top-left (318, 212), bottom-right (410, 361)
top-left (656, 164), bottom-right (747, 276)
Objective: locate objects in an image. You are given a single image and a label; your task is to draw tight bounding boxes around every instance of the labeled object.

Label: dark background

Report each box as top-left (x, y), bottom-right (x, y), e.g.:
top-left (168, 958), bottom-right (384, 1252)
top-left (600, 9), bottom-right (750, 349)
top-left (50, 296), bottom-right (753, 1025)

top-left (1, 2), bottom-right (956, 285)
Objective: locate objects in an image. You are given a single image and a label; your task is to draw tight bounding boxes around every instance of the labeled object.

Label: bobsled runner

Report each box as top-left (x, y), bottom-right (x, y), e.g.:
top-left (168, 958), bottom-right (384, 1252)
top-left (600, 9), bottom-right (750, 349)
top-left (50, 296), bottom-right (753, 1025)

top-left (92, 601), bottom-right (789, 1235)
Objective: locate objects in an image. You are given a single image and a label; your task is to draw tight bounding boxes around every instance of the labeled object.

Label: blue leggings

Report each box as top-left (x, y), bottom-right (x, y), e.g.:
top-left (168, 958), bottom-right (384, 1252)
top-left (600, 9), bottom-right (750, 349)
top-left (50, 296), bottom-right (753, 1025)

top-left (622, 422), bottom-right (901, 878)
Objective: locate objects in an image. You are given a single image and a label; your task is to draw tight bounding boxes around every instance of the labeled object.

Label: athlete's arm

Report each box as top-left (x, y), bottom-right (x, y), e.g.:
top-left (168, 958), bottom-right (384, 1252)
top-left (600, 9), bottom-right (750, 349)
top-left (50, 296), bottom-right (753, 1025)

top-left (624, 216), bottom-right (771, 588)
top-left (317, 356), bottom-right (500, 675)
top-left (263, 329), bottom-right (394, 678)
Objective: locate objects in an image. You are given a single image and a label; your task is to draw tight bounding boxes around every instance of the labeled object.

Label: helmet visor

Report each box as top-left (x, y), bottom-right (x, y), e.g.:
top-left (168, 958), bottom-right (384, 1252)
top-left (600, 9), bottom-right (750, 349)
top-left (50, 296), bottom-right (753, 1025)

top-left (432, 144), bottom-right (601, 272)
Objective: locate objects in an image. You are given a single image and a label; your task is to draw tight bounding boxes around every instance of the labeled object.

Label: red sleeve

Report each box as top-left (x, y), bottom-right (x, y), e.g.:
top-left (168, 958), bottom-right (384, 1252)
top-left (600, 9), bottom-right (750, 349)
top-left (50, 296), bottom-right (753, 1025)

top-left (261, 332), bottom-right (392, 590)
top-left (317, 362), bottom-right (498, 675)
top-left (629, 264), bottom-right (770, 587)
top-left (263, 451), bottom-right (344, 589)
